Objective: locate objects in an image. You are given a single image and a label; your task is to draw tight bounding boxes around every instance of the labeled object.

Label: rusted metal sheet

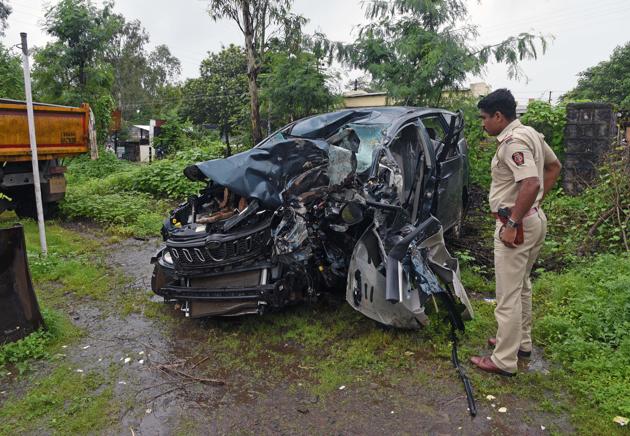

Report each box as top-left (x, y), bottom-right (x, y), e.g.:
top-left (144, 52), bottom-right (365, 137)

top-left (0, 224), bottom-right (44, 345)
top-left (0, 100), bottom-right (92, 161)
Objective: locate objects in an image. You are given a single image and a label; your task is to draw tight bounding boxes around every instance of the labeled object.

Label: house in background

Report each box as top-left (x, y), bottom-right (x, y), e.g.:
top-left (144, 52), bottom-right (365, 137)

top-left (343, 82), bottom-right (492, 108)
top-left (115, 119), bottom-right (164, 162)
top-left (441, 82), bottom-right (492, 101)
top-left (342, 90), bottom-right (390, 108)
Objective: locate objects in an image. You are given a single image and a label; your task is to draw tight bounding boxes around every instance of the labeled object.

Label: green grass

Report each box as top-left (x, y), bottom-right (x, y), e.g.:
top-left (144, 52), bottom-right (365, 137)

top-left (534, 254), bottom-right (630, 418)
top-left (0, 307), bottom-right (79, 375)
top-left (454, 254), bottom-right (630, 435)
top-left (0, 213), bottom-right (122, 376)
top-left (1, 213), bottom-right (124, 306)
top-left (0, 365), bottom-right (119, 435)
top-left (0, 213), bottom-right (129, 434)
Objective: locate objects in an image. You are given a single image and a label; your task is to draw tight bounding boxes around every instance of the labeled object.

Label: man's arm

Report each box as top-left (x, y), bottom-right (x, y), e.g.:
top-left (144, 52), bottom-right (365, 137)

top-left (542, 159), bottom-right (562, 199)
top-left (501, 177), bottom-right (540, 248)
top-left (510, 177), bottom-right (541, 222)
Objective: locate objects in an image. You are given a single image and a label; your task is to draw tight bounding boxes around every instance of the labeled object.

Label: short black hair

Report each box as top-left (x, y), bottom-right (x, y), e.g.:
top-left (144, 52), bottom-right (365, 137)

top-left (477, 88), bottom-right (517, 120)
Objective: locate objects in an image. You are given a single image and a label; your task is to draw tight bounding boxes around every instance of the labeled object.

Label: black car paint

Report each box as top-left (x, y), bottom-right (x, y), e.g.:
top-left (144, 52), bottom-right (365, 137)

top-left (151, 106), bottom-right (471, 325)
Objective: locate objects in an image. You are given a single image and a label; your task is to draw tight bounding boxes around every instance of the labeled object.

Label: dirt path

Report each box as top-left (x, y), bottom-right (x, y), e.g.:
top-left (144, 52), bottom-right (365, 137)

top-left (2, 224), bottom-right (573, 435)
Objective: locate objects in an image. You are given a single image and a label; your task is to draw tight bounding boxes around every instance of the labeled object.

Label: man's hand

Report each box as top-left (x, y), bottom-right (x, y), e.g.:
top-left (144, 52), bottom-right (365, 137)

top-left (499, 224), bottom-right (518, 248)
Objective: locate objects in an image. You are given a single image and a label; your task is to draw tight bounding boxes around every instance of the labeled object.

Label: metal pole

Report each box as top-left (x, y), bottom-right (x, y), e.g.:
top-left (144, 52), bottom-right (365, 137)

top-left (20, 32), bottom-right (47, 256)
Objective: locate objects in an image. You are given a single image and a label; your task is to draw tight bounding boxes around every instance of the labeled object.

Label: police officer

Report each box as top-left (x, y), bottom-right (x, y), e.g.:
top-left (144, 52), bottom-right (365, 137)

top-left (470, 89), bottom-right (562, 376)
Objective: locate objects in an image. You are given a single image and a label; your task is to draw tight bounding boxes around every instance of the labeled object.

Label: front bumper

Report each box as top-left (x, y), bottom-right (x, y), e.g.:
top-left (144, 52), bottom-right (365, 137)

top-left (151, 249), bottom-right (286, 317)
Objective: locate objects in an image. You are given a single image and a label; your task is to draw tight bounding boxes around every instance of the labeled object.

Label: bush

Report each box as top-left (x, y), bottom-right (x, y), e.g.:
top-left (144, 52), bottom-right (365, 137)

top-left (153, 117), bottom-right (223, 157)
top-left (543, 147), bottom-right (630, 259)
top-left (534, 254), bottom-right (630, 416)
top-left (66, 150), bottom-right (132, 182)
top-left (520, 100), bottom-right (566, 158)
top-left (444, 96), bottom-right (494, 189)
top-left (61, 142), bottom-right (226, 237)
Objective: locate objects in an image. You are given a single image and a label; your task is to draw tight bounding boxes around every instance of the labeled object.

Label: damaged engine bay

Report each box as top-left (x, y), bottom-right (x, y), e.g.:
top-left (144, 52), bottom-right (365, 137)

top-left (151, 107), bottom-right (473, 329)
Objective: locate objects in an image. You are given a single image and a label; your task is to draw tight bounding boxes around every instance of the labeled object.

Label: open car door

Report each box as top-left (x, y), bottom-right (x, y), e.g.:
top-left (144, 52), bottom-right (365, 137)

top-left (345, 120), bottom-right (473, 329)
top-left (430, 111), bottom-right (466, 231)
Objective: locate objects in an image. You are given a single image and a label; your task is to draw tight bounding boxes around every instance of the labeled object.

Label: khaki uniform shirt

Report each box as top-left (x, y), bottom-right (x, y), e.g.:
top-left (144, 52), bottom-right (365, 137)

top-left (489, 119), bottom-right (558, 212)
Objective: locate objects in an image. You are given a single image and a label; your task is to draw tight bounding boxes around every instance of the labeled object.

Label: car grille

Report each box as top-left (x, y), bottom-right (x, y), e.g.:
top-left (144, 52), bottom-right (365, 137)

top-left (168, 226), bottom-right (271, 270)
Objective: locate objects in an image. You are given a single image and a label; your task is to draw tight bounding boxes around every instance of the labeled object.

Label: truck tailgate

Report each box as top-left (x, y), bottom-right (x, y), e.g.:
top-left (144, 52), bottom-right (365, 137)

top-left (0, 102), bottom-right (91, 162)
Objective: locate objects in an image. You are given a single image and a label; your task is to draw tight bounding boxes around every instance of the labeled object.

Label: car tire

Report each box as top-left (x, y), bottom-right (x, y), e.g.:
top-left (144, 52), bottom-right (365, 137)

top-left (151, 263), bottom-right (169, 293)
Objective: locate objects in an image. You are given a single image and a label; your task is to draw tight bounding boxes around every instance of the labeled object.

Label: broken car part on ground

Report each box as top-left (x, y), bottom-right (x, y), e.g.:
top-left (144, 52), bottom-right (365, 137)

top-left (151, 107), bottom-right (473, 330)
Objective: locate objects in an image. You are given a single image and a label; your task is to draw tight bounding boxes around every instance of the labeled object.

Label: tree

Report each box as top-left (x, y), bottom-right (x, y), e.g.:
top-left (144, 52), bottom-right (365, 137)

top-left (336, 0), bottom-right (548, 106)
top-left (146, 45), bottom-right (181, 88)
top-left (0, 43), bottom-right (23, 99)
top-left (563, 42), bottom-right (630, 108)
top-left (107, 16), bottom-right (182, 123)
top-left (143, 44), bottom-right (181, 117)
top-left (32, 0), bottom-right (123, 140)
top-left (0, 0), bottom-right (21, 100)
top-left (260, 50), bottom-right (336, 126)
top-left (108, 19), bottom-right (150, 121)
top-left (207, 0), bottom-right (304, 144)
top-left (0, 0), bottom-right (11, 36)
top-left (179, 45), bottom-right (248, 156)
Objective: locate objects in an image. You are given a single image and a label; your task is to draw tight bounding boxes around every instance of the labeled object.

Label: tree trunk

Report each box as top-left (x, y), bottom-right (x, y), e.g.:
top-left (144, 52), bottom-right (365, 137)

top-left (224, 119), bottom-right (231, 157)
top-left (242, 1), bottom-right (263, 145)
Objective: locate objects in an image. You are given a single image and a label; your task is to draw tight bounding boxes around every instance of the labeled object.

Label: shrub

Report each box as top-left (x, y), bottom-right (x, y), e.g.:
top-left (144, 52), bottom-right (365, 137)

top-left (534, 254), bottom-right (630, 416)
top-left (520, 100), bottom-right (566, 158)
top-left (543, 147), bottom-right (630, 259)
top-left (61, 142), bottom-right (227, 237)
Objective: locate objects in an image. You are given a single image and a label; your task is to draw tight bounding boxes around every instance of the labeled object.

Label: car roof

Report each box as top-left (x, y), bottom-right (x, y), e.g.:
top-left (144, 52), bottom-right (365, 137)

top-left (288, 106), bottom-right (454, 139)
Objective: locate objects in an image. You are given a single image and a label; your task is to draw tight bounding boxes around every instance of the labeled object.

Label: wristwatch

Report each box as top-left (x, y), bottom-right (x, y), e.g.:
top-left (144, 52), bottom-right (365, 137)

top-left (506, 218), bottom-right (520, 229)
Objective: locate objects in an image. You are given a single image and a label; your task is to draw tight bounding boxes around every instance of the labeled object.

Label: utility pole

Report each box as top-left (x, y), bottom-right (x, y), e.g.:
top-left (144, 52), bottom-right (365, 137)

top-left (548, 91), bottom-right (552, 104)
top-left (20, 32), bottom-right (47, 256)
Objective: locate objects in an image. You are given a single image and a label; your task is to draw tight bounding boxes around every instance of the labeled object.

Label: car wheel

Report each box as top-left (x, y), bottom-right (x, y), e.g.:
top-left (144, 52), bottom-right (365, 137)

top-left (151, 263), bottom-right (169, 293)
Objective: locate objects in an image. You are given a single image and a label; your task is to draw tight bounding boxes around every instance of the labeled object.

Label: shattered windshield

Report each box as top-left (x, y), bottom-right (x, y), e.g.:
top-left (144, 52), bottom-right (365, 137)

top-left (346, 123), bottom-right (386, 172)
top-left (260, 131), bottom-right (287, 147)
top-left (259, 122), bottom-right (386, 173)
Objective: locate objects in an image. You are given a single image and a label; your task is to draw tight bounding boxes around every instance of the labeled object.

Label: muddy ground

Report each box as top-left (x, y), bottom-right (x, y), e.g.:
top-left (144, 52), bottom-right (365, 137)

top-left (1, 218), bottom-right (574, 435)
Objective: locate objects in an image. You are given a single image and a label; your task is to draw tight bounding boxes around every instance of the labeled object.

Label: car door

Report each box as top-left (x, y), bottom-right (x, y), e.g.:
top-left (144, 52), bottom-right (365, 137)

top-left (422, 112), bottom-right (465, 230)
top-left (385, 118), bottom-right (438, 223)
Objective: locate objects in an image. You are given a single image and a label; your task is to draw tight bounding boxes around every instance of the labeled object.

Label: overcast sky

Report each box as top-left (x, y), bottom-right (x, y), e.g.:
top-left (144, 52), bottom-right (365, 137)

top-left (4, 0), bottom-right (630, 103)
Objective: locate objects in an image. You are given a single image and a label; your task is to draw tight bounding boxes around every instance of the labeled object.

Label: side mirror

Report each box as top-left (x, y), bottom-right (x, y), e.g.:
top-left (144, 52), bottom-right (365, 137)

top-left (340, 201), bottom-right (365, 225)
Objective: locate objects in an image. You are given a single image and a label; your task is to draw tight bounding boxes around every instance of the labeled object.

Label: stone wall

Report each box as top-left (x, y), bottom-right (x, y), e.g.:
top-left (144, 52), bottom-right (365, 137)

top-left (563, 103), bottom-right (617, 195)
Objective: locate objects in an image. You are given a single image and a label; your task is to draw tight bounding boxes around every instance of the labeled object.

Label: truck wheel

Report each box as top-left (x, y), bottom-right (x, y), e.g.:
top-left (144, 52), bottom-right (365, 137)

top-left (15, 200), bottom-right (59, 220)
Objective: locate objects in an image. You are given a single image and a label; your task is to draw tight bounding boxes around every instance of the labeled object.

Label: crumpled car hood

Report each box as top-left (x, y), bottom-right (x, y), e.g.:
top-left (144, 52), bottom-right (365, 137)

top-left (186, 138), bottom-right (331, 209)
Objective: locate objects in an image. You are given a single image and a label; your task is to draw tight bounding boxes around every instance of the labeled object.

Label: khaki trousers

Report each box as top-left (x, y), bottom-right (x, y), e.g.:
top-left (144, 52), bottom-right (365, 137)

top-left (491, 209), bottom-right (547, 373)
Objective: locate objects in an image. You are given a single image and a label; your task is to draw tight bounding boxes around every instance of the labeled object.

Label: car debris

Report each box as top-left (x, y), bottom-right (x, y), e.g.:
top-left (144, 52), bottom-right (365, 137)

top-left (152, 107), bottom-right (472, 325)
top-left (151, 107), bottom-right (477, 413)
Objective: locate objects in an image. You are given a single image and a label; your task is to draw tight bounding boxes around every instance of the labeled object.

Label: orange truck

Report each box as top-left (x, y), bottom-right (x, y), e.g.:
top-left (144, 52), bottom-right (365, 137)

top-left (0, 98), bottom-right (97, 218)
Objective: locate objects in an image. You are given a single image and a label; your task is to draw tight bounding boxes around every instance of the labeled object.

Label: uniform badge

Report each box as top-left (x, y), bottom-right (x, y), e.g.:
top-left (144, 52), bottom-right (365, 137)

top-left (512, 152), bottom-right (525, 166)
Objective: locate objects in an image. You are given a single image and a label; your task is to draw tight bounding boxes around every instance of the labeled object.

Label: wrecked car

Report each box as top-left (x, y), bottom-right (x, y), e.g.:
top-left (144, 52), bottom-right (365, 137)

top-left (151, 107), bottom-right (473, 329)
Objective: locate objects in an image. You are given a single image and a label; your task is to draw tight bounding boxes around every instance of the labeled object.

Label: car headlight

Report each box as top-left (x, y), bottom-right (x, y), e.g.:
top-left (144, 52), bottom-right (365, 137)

top-left (163, 251), bottom-right (173, 265)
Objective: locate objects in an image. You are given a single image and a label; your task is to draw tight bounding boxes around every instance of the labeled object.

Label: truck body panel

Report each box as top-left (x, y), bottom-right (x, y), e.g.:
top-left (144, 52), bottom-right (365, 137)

top-left (0, 101), bottom-right (93, 162)
top-left (0, 99), bottom-right (96, 218)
